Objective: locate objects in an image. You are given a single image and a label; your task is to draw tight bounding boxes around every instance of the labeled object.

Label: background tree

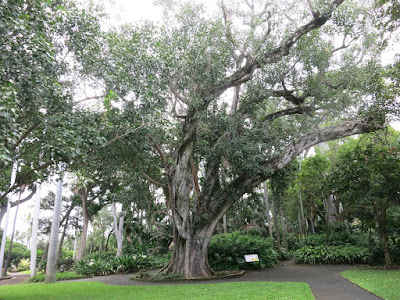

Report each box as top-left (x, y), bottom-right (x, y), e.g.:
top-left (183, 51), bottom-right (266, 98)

top-left (328, 129), bottom-right (400, 266)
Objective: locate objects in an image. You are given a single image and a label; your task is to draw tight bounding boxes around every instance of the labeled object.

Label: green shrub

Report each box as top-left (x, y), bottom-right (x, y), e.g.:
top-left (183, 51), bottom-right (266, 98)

top-left (4, 240), bottom-right (30, 267)
top-left (17, 258), bottom-right (30, 272)
top-left (208, 232), bottom-right (278, 271)
top-left (73, 253), bottom-right (169, 276)
top-left (294, 245), bottom-right (371, 264)
top-left (28, 272), bottom-right (84, 283)
top-left (57, 257), bottom-right (75, 272)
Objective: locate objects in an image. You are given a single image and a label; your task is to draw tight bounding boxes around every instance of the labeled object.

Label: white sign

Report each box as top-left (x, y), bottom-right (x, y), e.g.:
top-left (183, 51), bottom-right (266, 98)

top-left (244, 254), bottom-right (259, 262)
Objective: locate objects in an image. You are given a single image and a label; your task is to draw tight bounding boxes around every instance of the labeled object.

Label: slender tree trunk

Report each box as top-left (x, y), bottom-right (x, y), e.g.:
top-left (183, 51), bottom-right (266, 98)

top-left (45, 172), bottom-right (64, 284)
top-left (262, 182), bottom-right (273, 238)
top-left (0, 161), bottom-right (17, 275)
top-left (323, 198), bottom-right (330, 244)
top-left (38, 242), bottom-right (49, 271)
top-left (222, 214), bottom-right (227, 234)
top-left (298, 210), bottom-right (303, 237)
top-left (73, 230), bottom-right (77, 259)
top-left (374, 203), bottom-right (392, 267)
top-left (2, 189), bottom-right (22, 276)
top-left (112, 202), bottom-right (124, 257)
top-left (272, 200), bottom-right (282, 258)
top-left (309, 206), bottom-right (316, 235)
top-left (57, 207), bottom-right (72, 261)
top-left (280, 210), bottom-right (288, 251)
top-left (76, 193), bottom-right (90, 261)
top-left (105, 229), bottom-right (113, 252)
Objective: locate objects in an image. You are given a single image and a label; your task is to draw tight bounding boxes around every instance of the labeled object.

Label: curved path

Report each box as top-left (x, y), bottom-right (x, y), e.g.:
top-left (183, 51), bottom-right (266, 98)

top-left (0, 261), bottom-right (382, 300)
top-left (68, 260), bottom-right (381, 300)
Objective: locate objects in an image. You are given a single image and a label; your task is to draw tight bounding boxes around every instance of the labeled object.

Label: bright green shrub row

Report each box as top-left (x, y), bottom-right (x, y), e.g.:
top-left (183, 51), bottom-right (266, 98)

top-left (73, 253), bottom-right (169, 276)
top-left (294, 245), bottom-right (371, 265)
top-left (208, 232), bottom-right (278, 271)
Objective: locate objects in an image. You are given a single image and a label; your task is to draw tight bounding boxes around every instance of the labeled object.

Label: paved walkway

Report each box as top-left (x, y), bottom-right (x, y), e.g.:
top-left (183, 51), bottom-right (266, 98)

top-left (69, 260), bottom-right (381, 300)
top-left (0, 273), bottom-right (29, 286)
top-left (0, 261), bottom-right (382, 300)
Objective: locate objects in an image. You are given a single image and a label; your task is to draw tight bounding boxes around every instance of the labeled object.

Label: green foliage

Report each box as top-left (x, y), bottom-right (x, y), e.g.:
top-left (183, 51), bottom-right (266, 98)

top-left (294, 245), bottom-right (371, 265)
top-left (208, 232), bottom-right (277, 271)
top-left (289, 232), bottom-right (370, 250)
top-left (4, 240), bottom-right (30, 267)
top-left (17, 258), bottom-right (30, 272)
top-left (73, 252), bottom-right (168, 276)
top-left (28, 272), bottom-right (84, 283)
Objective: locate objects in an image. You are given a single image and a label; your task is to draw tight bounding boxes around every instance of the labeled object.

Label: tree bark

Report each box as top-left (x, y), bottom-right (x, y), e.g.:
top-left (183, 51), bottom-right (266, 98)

top-left (280, 210), bottom-right (288, 251)
top-left (45, 172), bottom-right (64, 284)
top-left (56, 206), bottom-right (72, 261)
top-left (272, 200), bottom-right (282, 258)
top-left (31, 185), bottom-right (42, 277)
top-left (76, 190), bottom-right (90, 261)
top-left (262, 182), bottom-right (273, 238)
top-left (112, 202), bottom-right (124, 257)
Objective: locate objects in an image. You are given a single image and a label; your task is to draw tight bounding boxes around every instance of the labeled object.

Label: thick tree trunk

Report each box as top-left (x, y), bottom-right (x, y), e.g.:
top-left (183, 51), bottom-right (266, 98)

top-left (162, 225), bottom-right (215, 278)
top-left (45, 173), bottom-right (64, 284)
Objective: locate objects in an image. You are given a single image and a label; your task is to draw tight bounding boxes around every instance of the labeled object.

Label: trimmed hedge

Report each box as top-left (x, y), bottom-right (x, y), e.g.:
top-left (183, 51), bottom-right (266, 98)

top-left (294, 245), bottom-right (371, 265)
top-left (208, 232), bottom-right (277, 270)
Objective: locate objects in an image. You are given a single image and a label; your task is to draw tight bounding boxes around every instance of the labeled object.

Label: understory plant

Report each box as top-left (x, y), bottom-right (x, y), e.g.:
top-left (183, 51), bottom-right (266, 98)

top-left (208, 232), bottom-right (277, 271)
top-left (294, 245), bottom-right (371, 265)
top-left (73, 253), bottom-right (169, 276)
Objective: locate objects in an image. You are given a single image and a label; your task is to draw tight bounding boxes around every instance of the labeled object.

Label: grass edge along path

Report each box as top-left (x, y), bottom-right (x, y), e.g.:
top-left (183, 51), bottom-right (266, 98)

top-left (0, 281), bottom-right (314, 300)
top-left (341, 269), bottom-right (400, 300)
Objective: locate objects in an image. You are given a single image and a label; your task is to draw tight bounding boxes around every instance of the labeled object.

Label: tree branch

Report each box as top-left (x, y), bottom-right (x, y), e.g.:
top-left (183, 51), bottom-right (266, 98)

top-left (147, 134), bottom-right (168, 168)
top-left (207, 0), bottom-right (345, 100)
top-left (11, 122), bottom-right (39, 150)
top-left (268, 120), bottom-right (383, 171)
top-left (75, 95), bottom-right (106, 103)
top-left (0, 160), bottom-right (55, 201)
top-left (143, 173), bottom-right (167, 189)
top-left (90, 125), bottom-right (145, 153)
top-left (262, 106), bottom-right (316, 122)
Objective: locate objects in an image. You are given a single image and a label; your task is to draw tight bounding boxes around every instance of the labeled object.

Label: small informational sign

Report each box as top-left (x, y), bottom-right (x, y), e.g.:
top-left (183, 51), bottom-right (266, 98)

top-left (244, 254), bottom-right (259, 262)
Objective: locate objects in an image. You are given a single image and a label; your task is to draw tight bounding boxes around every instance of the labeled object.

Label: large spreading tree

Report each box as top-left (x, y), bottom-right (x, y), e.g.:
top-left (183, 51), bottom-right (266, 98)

top-left (82, 0), bottom-right (396, 277)
top-left (14, 0), bottom-right (396, 278)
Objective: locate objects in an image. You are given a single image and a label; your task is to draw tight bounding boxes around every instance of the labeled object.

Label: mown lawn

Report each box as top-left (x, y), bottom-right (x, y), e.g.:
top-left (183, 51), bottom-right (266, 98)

top-left (0, 281), bottom-right (314, 300)
top-left (341, 269), bottom-right (400, 300)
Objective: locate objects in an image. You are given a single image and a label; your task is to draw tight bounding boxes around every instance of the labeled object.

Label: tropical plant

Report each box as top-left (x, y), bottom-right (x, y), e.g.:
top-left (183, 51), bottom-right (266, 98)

top-left (208, 232), bottom-right (277, 270)
top-left (294, 245), bottom-right (371, 264)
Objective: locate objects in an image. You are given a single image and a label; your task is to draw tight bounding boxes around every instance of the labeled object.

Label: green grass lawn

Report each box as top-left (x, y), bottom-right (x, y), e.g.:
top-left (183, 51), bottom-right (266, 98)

top-left (16, 270), bottom-right (31, 275)
top-left (0, 281), bottom-right (314, 300)
top-left (341, 269), bottom-right (400, 300)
